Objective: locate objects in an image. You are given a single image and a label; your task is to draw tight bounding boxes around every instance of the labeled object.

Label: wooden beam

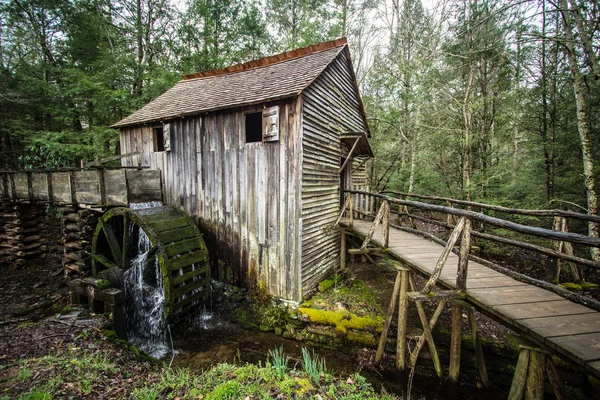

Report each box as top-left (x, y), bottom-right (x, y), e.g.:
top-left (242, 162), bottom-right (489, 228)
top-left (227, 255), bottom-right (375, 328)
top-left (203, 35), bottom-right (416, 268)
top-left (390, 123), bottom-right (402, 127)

top-left (420, 217), bottom-right (466, 294)
top-left (339, 137), bottom-right (361, 174)
top-left (449, 304), bottom-right (463, 383)
top-left (396, 269), bottom-right (409, 371)
top-left (84, 150), bottom-right (143, 167)
top-left (376, 270), bottom-right (402, 366)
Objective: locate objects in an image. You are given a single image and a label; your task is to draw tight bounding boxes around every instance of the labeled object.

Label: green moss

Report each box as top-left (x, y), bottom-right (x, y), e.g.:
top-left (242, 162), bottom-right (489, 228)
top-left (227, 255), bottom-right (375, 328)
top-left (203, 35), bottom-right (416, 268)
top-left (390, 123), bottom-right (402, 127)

top-left (298, 307), bottom-right (383, 335)
top-left (560, 282), bottom-right (598, 291)
top-left (318, 274), bottom-right (344, 292)
top-left (95, 279), bottom-right (111, 290)
top-left (100, 330), bottom-right (158, 364)
top-left (229, 307), bottom-right (258, 329)
top-left (346, 330), bottom-right (377, 347)
top-left (587, 375), bottom-right (600, 390)
top-left (294, 377), bottom-right (313, 395)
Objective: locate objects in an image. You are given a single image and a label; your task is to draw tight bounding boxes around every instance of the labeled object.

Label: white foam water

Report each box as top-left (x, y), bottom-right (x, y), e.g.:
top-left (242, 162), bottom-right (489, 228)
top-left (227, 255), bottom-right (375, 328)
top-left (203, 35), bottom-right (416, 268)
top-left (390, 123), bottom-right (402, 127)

top-left (123, 227), bottom-right (169, 359)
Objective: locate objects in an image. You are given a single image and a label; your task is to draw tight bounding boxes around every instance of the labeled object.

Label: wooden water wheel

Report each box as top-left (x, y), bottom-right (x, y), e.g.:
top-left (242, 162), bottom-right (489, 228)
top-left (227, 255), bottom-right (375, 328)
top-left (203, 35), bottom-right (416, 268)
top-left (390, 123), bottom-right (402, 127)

top-left (92, 205), bottom-right (210, 320)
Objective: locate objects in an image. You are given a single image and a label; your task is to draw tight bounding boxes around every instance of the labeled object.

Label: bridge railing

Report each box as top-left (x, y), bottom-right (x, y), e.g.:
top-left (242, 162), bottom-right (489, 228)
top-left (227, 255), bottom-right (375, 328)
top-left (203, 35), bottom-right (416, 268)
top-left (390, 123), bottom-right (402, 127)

top-left (339, 189), bottom-right (600, 310)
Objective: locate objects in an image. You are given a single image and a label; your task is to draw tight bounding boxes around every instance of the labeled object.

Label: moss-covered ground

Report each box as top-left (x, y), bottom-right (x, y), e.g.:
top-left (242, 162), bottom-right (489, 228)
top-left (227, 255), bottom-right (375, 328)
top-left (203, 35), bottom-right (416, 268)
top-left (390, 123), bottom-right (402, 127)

top-left (301, 276), bottom-right (385, 321)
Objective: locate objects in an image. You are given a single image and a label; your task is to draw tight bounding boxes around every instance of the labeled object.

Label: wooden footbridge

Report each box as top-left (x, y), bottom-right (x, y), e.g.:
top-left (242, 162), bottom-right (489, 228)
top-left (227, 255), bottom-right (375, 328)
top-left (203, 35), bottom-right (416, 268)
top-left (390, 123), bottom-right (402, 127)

top-left (336, 190), bottom-right (600, 398)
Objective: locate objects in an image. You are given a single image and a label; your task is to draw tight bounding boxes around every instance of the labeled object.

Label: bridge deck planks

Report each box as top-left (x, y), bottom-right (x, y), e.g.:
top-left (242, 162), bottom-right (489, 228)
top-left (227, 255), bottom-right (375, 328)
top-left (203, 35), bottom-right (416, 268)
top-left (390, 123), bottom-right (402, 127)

top-left (340, 218), bottom-right (600, 377)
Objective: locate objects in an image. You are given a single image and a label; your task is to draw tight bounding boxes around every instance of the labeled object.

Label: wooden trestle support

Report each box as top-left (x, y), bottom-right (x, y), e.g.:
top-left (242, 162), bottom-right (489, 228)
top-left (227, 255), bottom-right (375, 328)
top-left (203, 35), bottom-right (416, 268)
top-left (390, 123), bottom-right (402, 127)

top-left (335, 196), bottom-right (567, 399)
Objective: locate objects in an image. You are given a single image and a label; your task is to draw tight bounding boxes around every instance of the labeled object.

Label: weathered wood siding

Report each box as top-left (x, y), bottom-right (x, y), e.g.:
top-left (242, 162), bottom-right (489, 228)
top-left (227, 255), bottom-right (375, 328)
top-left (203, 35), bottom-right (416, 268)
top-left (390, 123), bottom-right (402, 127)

top-left (120, 99), bottom-right (302, 300)
top-left (300, 51), bottom-right (368, 293)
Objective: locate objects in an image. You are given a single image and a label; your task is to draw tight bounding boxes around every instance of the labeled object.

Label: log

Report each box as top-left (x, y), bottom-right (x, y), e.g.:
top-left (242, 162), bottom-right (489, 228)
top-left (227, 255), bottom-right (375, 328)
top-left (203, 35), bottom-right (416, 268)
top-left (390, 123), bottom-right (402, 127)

top-left (345, 190), bottom-right (600, 247)
top-left (525, 350), bottom-right (545, 400)
top-left (421, 217), bottom-right (466, 294)
top-left (449, 304), bottom-right (462, 383)
top-left (376, 270), bottom-right (402, 366)
top-left (468, 308), bottom-right (489, 388)
top-left (340, 232), bottom-right (347, 270)
top-left (396, 269), bottom-right (409, 371)
top-left (414, 300), bottom-right (442, 377)
top-left (508, 348), bottom-right (530, 400)
top-left (456, 218), bottom-right (471, 290)
top-left (545, 357), bottom-right (566, 400)
top-left (382, 190), bottom-right (600, 223)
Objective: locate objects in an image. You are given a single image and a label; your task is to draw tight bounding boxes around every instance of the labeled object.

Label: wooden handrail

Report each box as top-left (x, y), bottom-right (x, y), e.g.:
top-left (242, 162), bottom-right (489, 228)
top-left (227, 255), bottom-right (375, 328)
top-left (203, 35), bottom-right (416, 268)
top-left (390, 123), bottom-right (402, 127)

top-left (381, 190), bottom-right (600, 224)
top-left (391, 209), bottom-right (600, 270)
top-left (343, 190), bottom-right (600, 248)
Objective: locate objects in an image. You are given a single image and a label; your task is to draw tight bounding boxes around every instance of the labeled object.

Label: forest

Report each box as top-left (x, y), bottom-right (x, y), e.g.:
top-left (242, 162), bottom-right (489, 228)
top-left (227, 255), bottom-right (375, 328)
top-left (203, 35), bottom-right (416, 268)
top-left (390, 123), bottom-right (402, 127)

top-left (1, 0), bottom-right (599, 216)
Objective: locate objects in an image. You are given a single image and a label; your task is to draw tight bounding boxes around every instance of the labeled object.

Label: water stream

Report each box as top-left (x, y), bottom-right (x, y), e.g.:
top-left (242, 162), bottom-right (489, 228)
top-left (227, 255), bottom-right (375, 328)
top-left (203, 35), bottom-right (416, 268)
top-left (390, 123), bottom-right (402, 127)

top-left (122, 221), bottom-right (169, 359)
top-left (172, 311), bottom-right (508, 400)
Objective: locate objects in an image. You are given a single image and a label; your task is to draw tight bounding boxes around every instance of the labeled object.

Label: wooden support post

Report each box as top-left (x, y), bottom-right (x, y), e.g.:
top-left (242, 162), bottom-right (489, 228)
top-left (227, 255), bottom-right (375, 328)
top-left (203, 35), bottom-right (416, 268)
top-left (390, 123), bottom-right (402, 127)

top-left (467, 308), bottom-right (489, 388)
top-left (509, 347), bottom-right (530, 400)
top-left (456, 218), bottom-right (471, 290)
top-left (349, 195), bottom-right (354, 227)
top-left (449, 303), bottom-right (463, 383)
top-left (382, 201), bottom-right (390, 248)
top-left (396, 269), bottom-right (409, 371)
top-left (447, 201), bottom-right (453, 225)
top-left (410, 300), bottom-right (446, 369)
top-left (414, 300), bottom-right (442, 377)
top-left (525, 349), bottom-right (546, 400)
top-left (375, 269), bottom-right (402, 366)
top-left (545, 357), bottom-right (566, 400)
top-left (340, 232), bottom-right (347, 270)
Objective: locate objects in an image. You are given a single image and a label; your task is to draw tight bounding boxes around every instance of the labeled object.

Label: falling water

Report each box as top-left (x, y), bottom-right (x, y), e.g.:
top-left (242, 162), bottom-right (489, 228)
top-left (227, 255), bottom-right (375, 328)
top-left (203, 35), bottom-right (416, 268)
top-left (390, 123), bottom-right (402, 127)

top-left (129, 201), bottom-right (163, 210)
top-left (123, 227), bottom-right (169, 359)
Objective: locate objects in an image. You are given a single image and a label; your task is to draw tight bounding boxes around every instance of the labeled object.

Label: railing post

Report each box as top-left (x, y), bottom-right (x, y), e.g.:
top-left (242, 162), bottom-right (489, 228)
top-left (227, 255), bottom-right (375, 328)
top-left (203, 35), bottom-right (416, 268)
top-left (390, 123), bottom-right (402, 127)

top-left (456, 218), bottom-right (472, 291)
top-left (382, 200), bottom-right (390, 248)
top-left (349, 195), bottom-right (354, 227)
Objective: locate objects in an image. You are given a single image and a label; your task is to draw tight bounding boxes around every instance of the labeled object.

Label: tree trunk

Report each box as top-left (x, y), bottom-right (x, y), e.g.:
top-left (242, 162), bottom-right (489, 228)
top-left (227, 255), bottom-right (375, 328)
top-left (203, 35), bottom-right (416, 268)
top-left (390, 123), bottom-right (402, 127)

top-left (558, 0), bottom-right (600, 261)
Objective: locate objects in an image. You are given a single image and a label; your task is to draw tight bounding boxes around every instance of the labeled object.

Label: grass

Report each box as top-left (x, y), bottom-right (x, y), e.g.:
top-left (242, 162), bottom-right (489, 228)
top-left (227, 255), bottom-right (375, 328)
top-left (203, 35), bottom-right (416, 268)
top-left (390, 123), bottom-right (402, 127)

top-left (301, 347), bottom-right (328, 386)
top-left (6, 343), bottom-right (397, 399)
top-left (268, 345), bottom-right (290, 379)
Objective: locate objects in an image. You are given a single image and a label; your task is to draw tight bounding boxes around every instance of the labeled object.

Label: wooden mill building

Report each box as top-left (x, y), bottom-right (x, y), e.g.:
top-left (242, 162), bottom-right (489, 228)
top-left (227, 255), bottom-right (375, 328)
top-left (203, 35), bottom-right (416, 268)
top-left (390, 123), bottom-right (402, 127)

top-left (111, 38), bottom-right (373, 302)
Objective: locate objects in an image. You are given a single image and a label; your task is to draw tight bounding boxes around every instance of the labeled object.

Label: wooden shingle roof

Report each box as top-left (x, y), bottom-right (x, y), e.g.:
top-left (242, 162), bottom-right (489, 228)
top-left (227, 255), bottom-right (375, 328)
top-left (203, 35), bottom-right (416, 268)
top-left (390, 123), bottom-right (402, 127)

top-left (111, 39), bottom-right (348, 128)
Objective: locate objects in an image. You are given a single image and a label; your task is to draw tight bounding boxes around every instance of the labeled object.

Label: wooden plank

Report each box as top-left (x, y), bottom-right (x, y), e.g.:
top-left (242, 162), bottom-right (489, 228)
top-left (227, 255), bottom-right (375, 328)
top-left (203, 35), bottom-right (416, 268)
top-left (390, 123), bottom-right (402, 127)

top-left (519, 313), bottom-right (600, 338)
top-left (585, 360), bottom-right (600, 376)
top-left (547, 333), bottom-right (600, 365)
top-left (30, 173), bottom-right (48, 201)
top-left (13, 173), bottom-right (28, 199)
top-left (104, 169), bottom-right (128, 206)
top-left (468, 287), bottom-right (562, 306)
top-left (73, 170), bottom-right (101, 204)
top-left (493, 300), bottom-right (597, 320)
top-left (465, 277), bottom-right (528, 289)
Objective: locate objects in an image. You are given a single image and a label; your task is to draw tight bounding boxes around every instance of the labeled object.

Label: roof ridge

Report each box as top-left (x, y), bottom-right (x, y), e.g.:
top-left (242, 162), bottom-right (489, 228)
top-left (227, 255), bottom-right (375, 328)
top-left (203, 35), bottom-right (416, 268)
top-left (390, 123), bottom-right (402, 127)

top-left (182, 38), bottom-right (347, 81)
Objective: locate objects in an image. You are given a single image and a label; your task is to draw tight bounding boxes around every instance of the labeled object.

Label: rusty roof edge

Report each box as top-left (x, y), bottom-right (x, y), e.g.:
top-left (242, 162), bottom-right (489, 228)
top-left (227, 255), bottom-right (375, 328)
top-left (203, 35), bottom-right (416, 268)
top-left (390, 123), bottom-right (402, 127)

top-left (182, 38), bottom-right (348, 81)
top-left (110, 94), bottom-right (300, 129)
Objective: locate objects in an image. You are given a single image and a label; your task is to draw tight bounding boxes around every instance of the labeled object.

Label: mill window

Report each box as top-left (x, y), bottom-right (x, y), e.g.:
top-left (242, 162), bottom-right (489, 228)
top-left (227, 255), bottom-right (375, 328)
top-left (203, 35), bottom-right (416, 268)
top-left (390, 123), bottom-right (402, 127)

top-left (245, 112), bottom-right (263, 143)
top-left (153, 126), bottom-right (165, 152)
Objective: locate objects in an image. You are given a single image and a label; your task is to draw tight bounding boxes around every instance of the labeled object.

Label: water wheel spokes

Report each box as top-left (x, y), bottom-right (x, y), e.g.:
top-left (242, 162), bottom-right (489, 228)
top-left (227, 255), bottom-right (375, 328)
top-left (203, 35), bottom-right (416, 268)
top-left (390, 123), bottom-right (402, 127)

top-left (92, 206), bottom-right (210, 321)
